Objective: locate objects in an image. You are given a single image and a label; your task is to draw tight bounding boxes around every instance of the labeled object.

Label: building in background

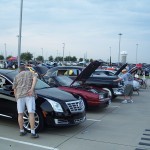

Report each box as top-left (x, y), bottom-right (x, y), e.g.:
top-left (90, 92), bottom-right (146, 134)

top-left (121, 51), bottom-right (127, 64)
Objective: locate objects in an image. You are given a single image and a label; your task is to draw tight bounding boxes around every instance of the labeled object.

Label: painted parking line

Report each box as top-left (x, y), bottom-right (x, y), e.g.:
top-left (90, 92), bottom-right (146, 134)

top-left (0, 136), bottom-right (58, 150)
top-left (86, 119), bottom-right (101, 122)
top-left (110, 105), bottom-right (120, 108)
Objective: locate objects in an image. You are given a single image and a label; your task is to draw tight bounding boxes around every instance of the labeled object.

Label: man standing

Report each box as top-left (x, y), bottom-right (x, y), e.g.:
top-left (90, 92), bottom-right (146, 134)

top-left (114, 69), bottom-right (133, 104)
top-left (13, 65), bottom-right (39, 138)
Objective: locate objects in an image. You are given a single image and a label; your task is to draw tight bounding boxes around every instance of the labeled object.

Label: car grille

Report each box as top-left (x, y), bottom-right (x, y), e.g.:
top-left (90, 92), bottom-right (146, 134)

top-left (66, 100), bottom-right (85, 113)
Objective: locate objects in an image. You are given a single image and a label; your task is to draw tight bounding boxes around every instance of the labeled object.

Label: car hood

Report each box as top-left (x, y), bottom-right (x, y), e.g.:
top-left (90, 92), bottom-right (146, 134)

top-left (128, 66), bottom-right (138, 74)
top-left (114, 63), bottom-right (128, 75)
top-left (33, 66), bottom-right (49, 77)
top-left (36, 87), bottom-right (78, 101)
top-left (71, 60), bottom-right (102, 86)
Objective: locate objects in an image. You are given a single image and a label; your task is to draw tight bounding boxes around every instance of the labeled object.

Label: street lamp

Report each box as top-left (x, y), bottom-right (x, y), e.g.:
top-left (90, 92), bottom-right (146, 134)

top-left (109, 46), bottom-right (111, 66)
top-left (18, 0), bottom-right (23, 68)
top-left (62, 43), bottom-right (65, 65)
top-left (136, 44), bottom-right (138, 64)
top-left (118, 33), bottom-right (122, 65)
top-left (41, 48), bottom-right (44, 61)
top-left (4, 43), bottom-right (7, 62)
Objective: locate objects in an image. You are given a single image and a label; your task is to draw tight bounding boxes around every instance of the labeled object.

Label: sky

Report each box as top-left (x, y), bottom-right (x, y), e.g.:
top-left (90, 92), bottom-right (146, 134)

top-left (0, 0), bottom-right (150, 64)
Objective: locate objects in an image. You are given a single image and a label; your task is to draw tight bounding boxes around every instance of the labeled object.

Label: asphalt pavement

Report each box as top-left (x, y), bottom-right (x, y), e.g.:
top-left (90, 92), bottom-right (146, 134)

top-left (0, 79), bottom-right (150, 150)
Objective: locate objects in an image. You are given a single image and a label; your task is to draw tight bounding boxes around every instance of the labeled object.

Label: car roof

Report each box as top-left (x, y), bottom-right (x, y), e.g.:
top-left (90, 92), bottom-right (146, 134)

top-left (48, 66), bottom-right (84, 71)
top-left (0, 69), bottom-right (18, 81)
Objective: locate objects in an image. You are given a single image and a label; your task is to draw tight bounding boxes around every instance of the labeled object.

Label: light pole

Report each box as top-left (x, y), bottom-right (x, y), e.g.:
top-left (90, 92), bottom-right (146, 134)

top-left (4, 43), bottom-right (7, 62)
top-left (109, 46), bottom-right (111, 66)
top-left (136, 44), bottom-right (138, 64)
top-left (118, 33), bottom-right (122, 65)
top-left (62, 43), bottom-right (65, 65)
top-left (41, 48), bottom-right (44, 62)
top-left (18, 0), bottom-right (23, 68)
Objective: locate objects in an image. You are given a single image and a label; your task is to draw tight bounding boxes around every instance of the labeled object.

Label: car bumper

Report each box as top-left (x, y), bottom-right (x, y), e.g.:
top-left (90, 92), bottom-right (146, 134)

top-left (87, 98), bottom-right (110, 108)
top-left (112, 87), bottom-right (124, 96)
top-left (45, 111), bottom-right (86, 126)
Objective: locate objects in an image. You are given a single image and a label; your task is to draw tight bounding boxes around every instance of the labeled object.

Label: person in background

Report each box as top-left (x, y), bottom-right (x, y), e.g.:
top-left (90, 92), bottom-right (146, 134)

top-left (13, 65), bottom-right (39, 138)
top-left (7, 60), bottom-right (13, 69)
top-left (113, 69), bottom-right (133, 104)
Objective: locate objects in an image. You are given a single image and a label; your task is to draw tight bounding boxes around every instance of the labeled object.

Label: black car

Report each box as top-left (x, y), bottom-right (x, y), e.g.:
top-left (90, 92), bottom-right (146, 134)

top-left (43, 61), bottom-right (127, 98)
top-left (0, 69), bottom-right (86, 132)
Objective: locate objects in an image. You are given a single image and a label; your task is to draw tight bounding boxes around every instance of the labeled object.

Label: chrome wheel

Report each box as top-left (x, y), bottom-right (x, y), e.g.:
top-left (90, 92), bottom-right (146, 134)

top-left (23, 109), bottom-right (40, 132)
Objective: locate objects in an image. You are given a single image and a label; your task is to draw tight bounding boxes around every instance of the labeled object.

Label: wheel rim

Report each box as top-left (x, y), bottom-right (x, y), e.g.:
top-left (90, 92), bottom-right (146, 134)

top-left (23, 110), bottom-right (40, 131)
top-left (102, 88), bottom-right (112, 98)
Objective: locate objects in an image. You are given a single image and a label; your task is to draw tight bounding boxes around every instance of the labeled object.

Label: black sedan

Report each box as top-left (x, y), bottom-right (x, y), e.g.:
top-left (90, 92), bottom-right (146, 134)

top-left (0, 69), bottom-right (86, 132)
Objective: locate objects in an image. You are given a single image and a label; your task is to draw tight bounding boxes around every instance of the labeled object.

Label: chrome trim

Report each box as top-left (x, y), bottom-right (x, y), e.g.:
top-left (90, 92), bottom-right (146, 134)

top-left (66, 100), bottom-right (85, 113)
top-left (0, 114), bottom-right (12, 118)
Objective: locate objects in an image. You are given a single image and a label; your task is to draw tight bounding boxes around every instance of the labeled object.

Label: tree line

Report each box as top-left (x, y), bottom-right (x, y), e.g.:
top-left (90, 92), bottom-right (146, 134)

top-left (0, 52), bottom-right (93, 63)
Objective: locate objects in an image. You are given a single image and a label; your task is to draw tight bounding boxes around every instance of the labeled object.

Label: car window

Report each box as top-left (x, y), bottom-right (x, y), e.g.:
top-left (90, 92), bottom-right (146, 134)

top-left (0, 77), bottom-right (6, 87)
top-left (35, 79), bottom-right (50, 89)
top-left (108, 72), bottom-right (115, 76)
top-left (57, 70), bottom-right (68, 76)
top-left (48, 78), bottom-right (56, 85)
top-left (0, 76), bottom-right (12, 89)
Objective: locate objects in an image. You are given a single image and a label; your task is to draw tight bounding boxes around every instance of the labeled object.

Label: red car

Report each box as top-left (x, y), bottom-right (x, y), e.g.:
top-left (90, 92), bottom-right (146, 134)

top-left (46, 75), bottom-right (111, 109)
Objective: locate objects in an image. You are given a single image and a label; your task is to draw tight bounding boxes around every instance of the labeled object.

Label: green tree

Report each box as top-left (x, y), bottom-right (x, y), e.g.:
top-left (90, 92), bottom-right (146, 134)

top-left (71, 56), bottom-right (77, 62)
top-left (36, 56), bottom-right (44, 62)
top-left (85, 59), bottom-right (89, 63)
top-left (64, 56), bottom-right (71, 61)
top-left (48, 56), bottom-right (53, 61)
top-left (0, 55), bottom-right (4, 60)
top-left (21, 52), bottom-right (33, 61)
top-left (6, 55), bottom-right (12, 60)
top-left (90, 59), bottom-right (93, 62)
top-left (79, 58), bottom-right (83, 62)
top-left (55, 56), bottom-right (63, 62)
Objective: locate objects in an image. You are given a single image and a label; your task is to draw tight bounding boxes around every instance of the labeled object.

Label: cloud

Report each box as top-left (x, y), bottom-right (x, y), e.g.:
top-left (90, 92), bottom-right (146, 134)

top-left (0, 0), bottom-right (150, 63)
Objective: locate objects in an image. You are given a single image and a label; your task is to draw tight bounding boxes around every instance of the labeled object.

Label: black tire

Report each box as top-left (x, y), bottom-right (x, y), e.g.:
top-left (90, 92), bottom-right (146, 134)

top-left (141, 81), bottom-right (147, 89)
top-left (23, 109), bottom-right (44, 133)
top-left (102, 88), bottom-right (115, 99)
top-left (82, 98), bottom-right (88, 110)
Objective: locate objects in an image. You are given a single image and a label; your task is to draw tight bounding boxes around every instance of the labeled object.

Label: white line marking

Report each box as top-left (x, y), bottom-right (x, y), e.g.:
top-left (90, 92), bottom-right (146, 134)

top-left (87, 119), bottom-right (101, 122)
top-left (110, 106), bottom-right (120, 108)
top-left (0, 136), bottom-right (58, 150)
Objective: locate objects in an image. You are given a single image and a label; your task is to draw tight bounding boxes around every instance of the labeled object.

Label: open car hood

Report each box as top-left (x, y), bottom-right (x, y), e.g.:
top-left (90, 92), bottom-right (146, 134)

top-left (70, 60), bottom-right (102, 86)
top-left (128, 66), bottom-right (138, 74)
top-left (114, 63), bottom-right (128, 75)
top-left (33, 66), bottom-right (49, 78)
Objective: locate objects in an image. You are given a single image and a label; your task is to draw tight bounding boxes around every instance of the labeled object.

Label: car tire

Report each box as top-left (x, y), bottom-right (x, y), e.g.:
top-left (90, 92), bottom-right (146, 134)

top-left (23, 109), bottom-right (44, 133)
top-left (102, 88), bottom-right (115, 99)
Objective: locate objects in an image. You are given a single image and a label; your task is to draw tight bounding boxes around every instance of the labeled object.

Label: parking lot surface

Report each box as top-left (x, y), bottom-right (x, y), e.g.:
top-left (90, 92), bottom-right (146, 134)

top-left (0, 80), bottom-right (150, 150)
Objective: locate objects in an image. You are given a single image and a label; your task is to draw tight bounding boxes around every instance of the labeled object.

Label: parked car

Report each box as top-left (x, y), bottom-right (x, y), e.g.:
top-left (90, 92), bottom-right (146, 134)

top-left (43, 75), bottom-right (111, 109)
top-left (93, 68), bottom-right (140, 93)
top-left (44, 61), bottom-right (126, 99)
top-left (0, 69), bottom-right (86, 132)
top-left (92, 69), bottom-right (116, 76)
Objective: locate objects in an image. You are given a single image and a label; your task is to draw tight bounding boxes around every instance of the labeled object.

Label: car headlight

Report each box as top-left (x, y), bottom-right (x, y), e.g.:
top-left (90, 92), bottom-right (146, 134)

top-left (45, 98), bottom-right (63, 112)
top-left (99, 94), bottom-right (104, 99)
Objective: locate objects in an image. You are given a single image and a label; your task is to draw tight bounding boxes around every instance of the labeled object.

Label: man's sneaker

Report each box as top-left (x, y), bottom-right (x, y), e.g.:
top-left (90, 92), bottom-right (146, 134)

top-left (128, 100), bottom-right (134, 103)
top-left (20, 131), bottom-right (27, 136)
top-left (31, 133), bottom-right (39, 138)
top-left (121, 100), bottom-right (128, 104)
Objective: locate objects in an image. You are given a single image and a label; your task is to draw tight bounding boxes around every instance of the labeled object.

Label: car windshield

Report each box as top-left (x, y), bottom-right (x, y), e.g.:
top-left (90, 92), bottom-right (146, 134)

top-left (5, 70), bottom-right (50, 89)
top-left (35, 79), bottom-right (50, 89)
top-left (56, 76), bottom-right (80, 86)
